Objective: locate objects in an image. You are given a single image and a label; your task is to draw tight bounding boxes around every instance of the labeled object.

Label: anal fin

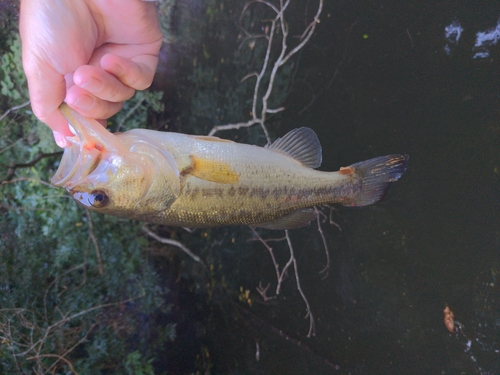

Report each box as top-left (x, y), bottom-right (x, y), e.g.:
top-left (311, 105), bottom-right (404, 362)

top-left (255, 208), bottom-right (317, 230)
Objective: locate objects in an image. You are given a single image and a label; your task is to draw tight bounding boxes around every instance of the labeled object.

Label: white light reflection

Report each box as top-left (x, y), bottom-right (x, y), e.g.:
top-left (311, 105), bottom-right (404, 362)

top-left (445, 21), bottom-right (463, 44)
top-left (473, 19), bottom-right (500, 59)
top-left (444, 20), bottom-right (463, 56)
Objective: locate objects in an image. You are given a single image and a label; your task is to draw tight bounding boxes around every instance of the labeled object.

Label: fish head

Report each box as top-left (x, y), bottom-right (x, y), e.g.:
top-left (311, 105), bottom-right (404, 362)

top-left (51, 104), bottom-right (180, 219)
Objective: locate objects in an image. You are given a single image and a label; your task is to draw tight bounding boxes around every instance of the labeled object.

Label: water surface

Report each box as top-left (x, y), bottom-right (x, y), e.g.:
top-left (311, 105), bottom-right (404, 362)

top-left (154, 1), bottom-right (500, 373)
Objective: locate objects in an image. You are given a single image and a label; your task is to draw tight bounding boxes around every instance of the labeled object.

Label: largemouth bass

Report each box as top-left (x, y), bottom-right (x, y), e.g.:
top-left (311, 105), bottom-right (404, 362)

top-left (51, 104), bottom-right (408, 229)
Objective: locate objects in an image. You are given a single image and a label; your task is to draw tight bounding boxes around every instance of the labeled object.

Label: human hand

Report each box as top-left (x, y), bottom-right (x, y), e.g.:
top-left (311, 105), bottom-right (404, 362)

top-left (20, 0), bottom-right (162, 147)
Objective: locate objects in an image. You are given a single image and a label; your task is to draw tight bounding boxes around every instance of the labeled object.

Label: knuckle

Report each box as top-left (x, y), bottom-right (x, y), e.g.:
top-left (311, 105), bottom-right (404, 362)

top-left (31, 104), bottom-right (48, 123)
top-left (107, 86), bottom-right (135, 102)
top-left (125, 65), bottom-right (154, 90)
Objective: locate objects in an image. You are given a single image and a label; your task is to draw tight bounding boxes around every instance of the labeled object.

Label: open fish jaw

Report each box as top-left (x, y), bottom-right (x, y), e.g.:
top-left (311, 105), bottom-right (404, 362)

top-left (51, 141), bottom-right (103, 188)
top-left (51, 104), bottom-right (125, 189)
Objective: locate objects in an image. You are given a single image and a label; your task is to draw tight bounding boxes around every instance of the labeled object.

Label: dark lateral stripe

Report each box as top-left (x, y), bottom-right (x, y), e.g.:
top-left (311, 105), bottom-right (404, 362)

top-left (184, 180), bottom-right (361, 204)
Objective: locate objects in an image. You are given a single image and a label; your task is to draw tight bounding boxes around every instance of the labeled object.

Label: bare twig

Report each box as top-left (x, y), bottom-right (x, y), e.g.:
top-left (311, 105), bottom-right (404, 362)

top-left (39, 323), bottom-right (97, 375)
top-left (0, 283), bottom-right (145, 375)
top-left (0, 177), bottom-right (56, 188)
top-left (240, 72), bottom-right (259, 82)
top-left (43, 264), bottom-right (86, 321)
top-left (208, 119), bottom-right (260, 136)
top-left (0, 100), bottom-right (30, 123)
top-left (12, 288), bottom-right (145, 359)
top-left (0, 151), bottom-right (62, 184)
top-left (266, 106), bottom-right (285, 113)
top-left (142, 224), bottom-right (202, 263)
top-left (278, 0), bottom-right (322, 68)
top-left (256, 281), bottom-right (275, 301)
top-left (314, 207), bottom-right (330, 278)
top-left (250, 227), bottom-right (282, 286)
top-left (276, 252), bottom-right (294, 295)
top-left (209, 0), bottom-right (324, 143)
top-left (285, 230), bottom-right (315, 337)
top-left (0, 138), bottom-right (22, 155)
top-left (35, 352), bottom-right (80, 375)
top-left (250, 227), bottom-right (315, 337)
top-left (115, 96), bottom-right (146, 132)
top-left (323, 204), bottom-right (342, 231)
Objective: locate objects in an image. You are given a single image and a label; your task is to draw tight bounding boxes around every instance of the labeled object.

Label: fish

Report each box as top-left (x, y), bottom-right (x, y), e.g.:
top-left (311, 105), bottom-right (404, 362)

top-left (51, 104), bottom-right (409, 230)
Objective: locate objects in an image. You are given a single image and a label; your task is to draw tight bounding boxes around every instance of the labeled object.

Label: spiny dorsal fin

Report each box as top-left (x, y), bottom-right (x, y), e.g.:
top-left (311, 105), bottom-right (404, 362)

top-left (255, 208), bottom-right (317, 230)
top-left (265, 127), bottom-right (322, 168)
top-left (184, 155), bottom-right (239, 184)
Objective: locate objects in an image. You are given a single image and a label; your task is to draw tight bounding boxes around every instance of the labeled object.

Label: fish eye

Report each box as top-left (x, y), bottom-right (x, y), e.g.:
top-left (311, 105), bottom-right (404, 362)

top-left (89, 190), bottom-right (109, 208)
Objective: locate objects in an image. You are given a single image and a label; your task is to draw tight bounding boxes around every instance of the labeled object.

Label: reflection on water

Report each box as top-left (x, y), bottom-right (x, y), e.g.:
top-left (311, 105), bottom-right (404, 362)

top-left (474, 19), bottom-right (500, 59)
top-left (444, 16), bottom-right (500, 59)
top-left (444, 20), bottom-right (463, 55)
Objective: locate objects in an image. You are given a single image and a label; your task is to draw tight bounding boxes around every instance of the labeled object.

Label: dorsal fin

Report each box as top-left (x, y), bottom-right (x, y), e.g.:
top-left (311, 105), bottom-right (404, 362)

top-left (265, 127), bottom-right (322, 168)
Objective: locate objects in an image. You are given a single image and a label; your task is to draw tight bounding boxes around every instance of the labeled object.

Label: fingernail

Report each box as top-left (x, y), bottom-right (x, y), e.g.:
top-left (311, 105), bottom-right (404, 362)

top-left (53, 131), bottom-right (68, 148)
top-left (80, 77), bottom-right (103, 93)
top-left (73, 95), bottom-right (95, 110)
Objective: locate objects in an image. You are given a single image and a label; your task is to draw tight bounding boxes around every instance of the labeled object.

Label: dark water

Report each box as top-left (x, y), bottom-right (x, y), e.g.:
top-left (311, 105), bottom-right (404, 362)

top-left (153, 1), bottom-right (500, 374)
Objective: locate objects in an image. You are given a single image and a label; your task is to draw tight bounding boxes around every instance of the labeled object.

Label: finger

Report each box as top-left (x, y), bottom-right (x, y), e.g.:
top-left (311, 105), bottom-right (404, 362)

top-left (53, 130), bottom-right (72, 148)
top-left (28, 84), bottom-right (73, 138)
top-left (20, 36), bottom-right (71, 139)
top-left (20, 0), bottom-right (100, 147)
top-left (73, 65), bottom-right (136, 103)
top-left (24, 69), bottom-right (75, 145)
top-left (65, 85), bottom-right (123, 120)
top-left (100, 53), bottom-right (158, 90)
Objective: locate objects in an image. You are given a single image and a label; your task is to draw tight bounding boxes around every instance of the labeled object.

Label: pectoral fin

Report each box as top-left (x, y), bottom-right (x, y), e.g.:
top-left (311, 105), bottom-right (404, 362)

top-left (256, 208), bottom-right (317, 230)
top-left (185, 155), bottom-right (239, 184)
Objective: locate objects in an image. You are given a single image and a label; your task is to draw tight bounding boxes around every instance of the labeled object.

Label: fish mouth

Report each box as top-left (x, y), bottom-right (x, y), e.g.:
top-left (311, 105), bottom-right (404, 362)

top-left (51, 144), bottom-right (102, 188)
top-left (51, 104), bottom-right (121, 188)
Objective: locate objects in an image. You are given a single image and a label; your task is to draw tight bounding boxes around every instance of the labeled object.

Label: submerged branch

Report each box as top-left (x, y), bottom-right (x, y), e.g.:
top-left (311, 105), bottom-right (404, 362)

top-left (209, 0), bottom-right (323, 143)
top-left (250, 227), bottom-right (282, 285)
top-left (142, 224), bottom-right (202, 263)
top-left (251, 227), bottom-right (316, 337)
top-left (315, 207), bottom-right (330, 278)
top-left (285, 230), bottom-right (316, 337)
top-left (208, 119), bottom-right (259, 136)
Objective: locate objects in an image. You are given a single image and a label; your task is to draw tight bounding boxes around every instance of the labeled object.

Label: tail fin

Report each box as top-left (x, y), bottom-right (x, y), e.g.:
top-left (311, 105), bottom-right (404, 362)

top-left (345, 154), bottom-right (409, 207)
